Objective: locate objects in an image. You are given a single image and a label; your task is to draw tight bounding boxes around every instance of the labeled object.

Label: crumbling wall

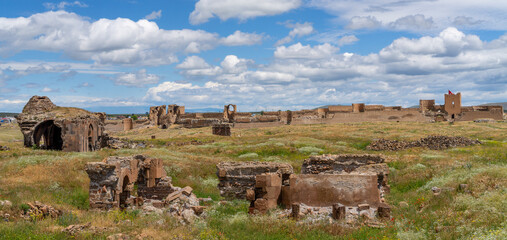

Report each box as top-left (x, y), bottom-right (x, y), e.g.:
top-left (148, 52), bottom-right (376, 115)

top-left (212, 123), bottom-right (231, 136)
top-left (287, 174), bottom-right (381, 207)
top-left (122, 118), bottom-right (133, 131)
top-left (216, 162), bottom-right (293, 199)
top-left (419, 100), bottom-right (435, 112)
top-left (85, 155), bottom-right (171, 209)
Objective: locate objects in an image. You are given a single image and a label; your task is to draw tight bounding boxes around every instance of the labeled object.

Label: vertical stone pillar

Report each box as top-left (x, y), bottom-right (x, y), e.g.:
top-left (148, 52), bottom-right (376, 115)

top-left (332, 203), bottom-right (345, 220)
top-left (123, 118), bottom-right (133, 131)
top-left (291, 203), bottom-right (300, 220)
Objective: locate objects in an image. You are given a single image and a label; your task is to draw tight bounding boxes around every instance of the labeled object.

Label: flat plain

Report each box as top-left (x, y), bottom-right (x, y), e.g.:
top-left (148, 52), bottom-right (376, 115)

top-left (0, 121), bottom-right (506, 239)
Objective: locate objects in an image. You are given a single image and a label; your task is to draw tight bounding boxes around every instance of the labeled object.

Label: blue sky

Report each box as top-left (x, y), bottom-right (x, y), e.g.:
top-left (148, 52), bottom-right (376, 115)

top-left (1, 0), bottom-right (506, 113)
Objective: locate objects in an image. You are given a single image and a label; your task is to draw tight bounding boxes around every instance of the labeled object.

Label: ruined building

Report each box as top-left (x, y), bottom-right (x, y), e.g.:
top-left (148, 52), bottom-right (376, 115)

top-left (217, 154), bottom-right (391, 220)
top-left (149, 104), bottom-right (185, 129)
top-left (85, 155), bottom-right (203, 222)
top-left (16, 96), bottom-right (105, 152)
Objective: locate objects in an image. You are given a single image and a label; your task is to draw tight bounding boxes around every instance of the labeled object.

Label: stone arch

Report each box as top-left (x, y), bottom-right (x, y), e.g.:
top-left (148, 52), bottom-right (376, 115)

top-left (33, 120), bottom-right (63, 150)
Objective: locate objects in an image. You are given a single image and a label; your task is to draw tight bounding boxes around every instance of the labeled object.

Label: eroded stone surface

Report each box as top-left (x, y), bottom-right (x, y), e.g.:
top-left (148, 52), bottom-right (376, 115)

top-left (216, 162), bottom-right (293, 199)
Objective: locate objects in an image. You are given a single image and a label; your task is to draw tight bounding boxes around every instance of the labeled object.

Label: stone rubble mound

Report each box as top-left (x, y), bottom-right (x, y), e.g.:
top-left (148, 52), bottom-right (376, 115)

top-left (367, 135), bottom-right (481, 151)
top-left (22, 201), bottom-right (62, 220)
top-left (103, 135), bottom-right (149, 149)
top-left (0, 145), bottom-right (9, 151)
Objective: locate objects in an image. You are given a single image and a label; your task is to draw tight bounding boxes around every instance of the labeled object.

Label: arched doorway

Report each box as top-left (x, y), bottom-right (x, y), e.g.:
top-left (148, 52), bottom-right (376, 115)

top-left (119, 175), bottom-right (130, 209)
top-left (88, 124), bottom-right (94, 151)
top-left (33, 120), bottom-right (63, 150)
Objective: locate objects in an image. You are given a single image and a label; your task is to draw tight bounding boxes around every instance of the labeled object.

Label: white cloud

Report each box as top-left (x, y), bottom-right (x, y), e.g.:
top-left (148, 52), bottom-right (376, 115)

top-left (0, 11), bottom-right (251, 66)
top-left (389, 14), bottom-right (434, 30)
top-left (41, 87), bottom-right (59, 92)
top-left (346, 16), bottom-right (381, 30)
top-left (274, 43), bottom-right (339, 59)
top-left (148, 28), bottom-right (507, 110)
top-left (276, 22), bottom-right (314, 45)
top-left (220, 31), bottom-right (263, 46)
top-left (309, 0), bottom-right (507, 31)
top-left (44, 1), bottom-right (87, 10)
top-left (189, 0), bottom-right (302, 24)
top-left (112, 69), bottom-right (160, 87)
top-left (145, 10), bottom-right (162, 20)
top-left (221, 55), bottom-right (253, 74)
top-left (145, 82), bottom-right (201, 101)
top-left (337, 35), bottom-right (359, 46)
top-left (176, 56), bottom-right (222, 76)
top-left (453, 16), bottom-right (483, 26)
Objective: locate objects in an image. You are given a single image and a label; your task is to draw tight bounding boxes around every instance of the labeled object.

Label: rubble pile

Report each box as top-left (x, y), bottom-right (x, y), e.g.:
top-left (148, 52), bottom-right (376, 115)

top-left (22, 201), bottom-right (62, 220)
top-left (103, 135), bottom-right (149, 149)
top-left (0, 145), bottom-right (10, 151)
top-left (166, 139), bottom-right (214, 146)
top-left (367, 135), bottom-right (481, 151)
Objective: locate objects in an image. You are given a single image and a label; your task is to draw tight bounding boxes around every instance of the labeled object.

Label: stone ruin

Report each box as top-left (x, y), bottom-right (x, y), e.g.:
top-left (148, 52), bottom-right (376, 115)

top-left (85, 155), bottom-right (203, 222)
top-left (216, 161), bottom-right (294, 199)
top-left (367, 135), bottom-right (481, 151)
top-left (217, 154), bottom-right (391, 222)
top-left (149, 104), bottom-right (185, 129)
top-left (212, 123), bottom-right (232, 136)
top-left (16, 96), bottom-right (106, 152)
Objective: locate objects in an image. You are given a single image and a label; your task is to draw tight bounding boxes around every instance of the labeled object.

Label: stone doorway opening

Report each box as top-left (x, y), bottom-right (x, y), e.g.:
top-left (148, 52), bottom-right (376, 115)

top-left (33, 120), bottom-right (63, 150)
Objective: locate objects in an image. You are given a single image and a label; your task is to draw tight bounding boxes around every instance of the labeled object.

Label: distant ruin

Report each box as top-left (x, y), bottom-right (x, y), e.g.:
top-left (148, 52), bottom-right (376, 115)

top-left (148, 93), bottom-right (503, 130)
top-left (16, 96), bottom-right (106, 152)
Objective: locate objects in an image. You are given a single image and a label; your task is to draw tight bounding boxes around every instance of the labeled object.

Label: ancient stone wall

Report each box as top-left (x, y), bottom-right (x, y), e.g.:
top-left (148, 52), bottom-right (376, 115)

top-left (287, 174), bottom-right (381, 207)
top-left (216, 162), bottom-right (294, 199)
top-left (212, 123), bottom-right (231, 136)
top-left (122, 118), bottom-right (133, 131)
top-left (444, 92), bottom-right (462, 116)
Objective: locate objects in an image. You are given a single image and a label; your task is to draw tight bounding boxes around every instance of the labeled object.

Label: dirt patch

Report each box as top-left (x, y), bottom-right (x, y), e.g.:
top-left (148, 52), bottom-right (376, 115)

top-left (367, 135), bottom-right (481, 151)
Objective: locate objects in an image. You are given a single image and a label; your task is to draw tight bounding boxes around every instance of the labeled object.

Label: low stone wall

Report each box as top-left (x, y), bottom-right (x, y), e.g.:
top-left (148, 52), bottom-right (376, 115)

top-left (301, 154), bottom-right (385, 174)
top-left (286, 174), bottom-right (381, 207)
top-left (216, 162), bottom-right (294, 199)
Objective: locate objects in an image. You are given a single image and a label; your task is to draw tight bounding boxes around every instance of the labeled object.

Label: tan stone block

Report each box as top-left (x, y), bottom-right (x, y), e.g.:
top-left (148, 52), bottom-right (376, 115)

top-left (246, 189), bottom-right (255, 201)
top-left (255, 174), bottom-right (268, 188)
top-left (165, 191), bottom-right (182, 202)
top-left (263, 186), bottom-right (282, 199)
top-left (182, 186), bottom-right (193, 196)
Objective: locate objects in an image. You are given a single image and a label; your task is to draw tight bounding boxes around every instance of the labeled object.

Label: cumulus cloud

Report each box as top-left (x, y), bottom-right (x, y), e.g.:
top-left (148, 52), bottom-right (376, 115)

top-left (41, 87), bottom-right (59, 92)
top-left (0, 11), bottom-right (255, 66)
top-left (276, 22), bottom-right (314, 45)
top-left (274, 43), bottom-right (338, 59)
top-left (309, 0), bottom-right (507, 31)
top-left (112, 69), bottom-right (160, 87)
top-left (145, 10), bottom-right (162, 20)
top-left (220, 31), bottom-right (263, 46)
top-left (453, 16), bottom-right (483, 26)
top-left (176, 56), bottom-right (221, 76)
top-left (43, 1), bottom-right (87, 10)
top-left (337, 35), bottom-right (359, 46)
top-left (346, 16), bottom-right (381, 30)
top-left (389, 14), bottom-right (434, 30)
top-left (221, 55), bottom-right (253, 74)
top-left (189, 0), bottom-right (302, 24)
top-left (144, 27), bottom-right (507, 110)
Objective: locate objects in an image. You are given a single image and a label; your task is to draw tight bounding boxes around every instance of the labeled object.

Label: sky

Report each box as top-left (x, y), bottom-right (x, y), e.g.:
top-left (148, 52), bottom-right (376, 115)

top-left (0, 0), bottom-right (506, 113)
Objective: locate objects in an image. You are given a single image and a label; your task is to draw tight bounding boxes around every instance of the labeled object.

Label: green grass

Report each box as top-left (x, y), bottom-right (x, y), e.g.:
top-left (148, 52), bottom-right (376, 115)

top-left (0, 121), bottom-right (506, 239)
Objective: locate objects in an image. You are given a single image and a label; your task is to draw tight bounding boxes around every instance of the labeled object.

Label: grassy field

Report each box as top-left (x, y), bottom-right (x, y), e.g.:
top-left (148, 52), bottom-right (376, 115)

top-left (0, 121), bottom-right (506, 239)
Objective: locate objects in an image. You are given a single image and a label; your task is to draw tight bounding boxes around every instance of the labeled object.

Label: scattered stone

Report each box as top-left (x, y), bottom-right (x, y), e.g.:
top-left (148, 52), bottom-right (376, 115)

top-left (182, 186), bottom-right (193, 196)
top-left (0, 200), bottom-right (12, 208)
top-left (399, 201), bottom-right (409, 208)
top-left (377, 203), bottom-right (391, 219)
top-left (0, 145), bottom-right (10, 151)
top-left (107, 233), bottom-right (130, 240)
top-left (181, 209), bottom-right (196, 224)
top-left (103, 136), bottom-right (148, 149)
top-left (367, 135), bottom-right (480, 151)
top-left (62, 223), bottom-right (91, 236)
top-left (474, 119), bottom-right (496, 123)
top-left (358, 204), bottom-right (370, 211)
top-left (459, 184), bottom-right (468, 191)
top-left (432, 187), bottom-right (442, 196)
top-left (22, 201), bottom-right (62, 220)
